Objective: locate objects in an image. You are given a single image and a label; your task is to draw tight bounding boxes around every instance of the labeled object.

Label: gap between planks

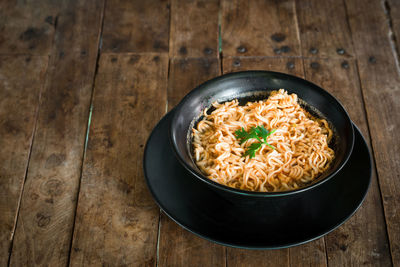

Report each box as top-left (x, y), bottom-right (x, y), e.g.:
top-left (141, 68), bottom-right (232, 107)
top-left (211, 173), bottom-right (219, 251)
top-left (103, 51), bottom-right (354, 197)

top-left (6, 56), bottom-right (50, 266)
top-left (349, 51), bottom-right (394, 267)
top-left (382, 0), bottom-right (400, 75)
top-left (344, 0), bottom-right (396, 265)
top-left (66, 1), bottom-right (107, 264)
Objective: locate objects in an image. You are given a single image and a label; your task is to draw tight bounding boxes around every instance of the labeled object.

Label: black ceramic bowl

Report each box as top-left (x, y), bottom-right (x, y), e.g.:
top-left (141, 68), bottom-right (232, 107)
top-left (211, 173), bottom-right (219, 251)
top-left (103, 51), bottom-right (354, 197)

top-left (170, 71), bottom-right (354, 198)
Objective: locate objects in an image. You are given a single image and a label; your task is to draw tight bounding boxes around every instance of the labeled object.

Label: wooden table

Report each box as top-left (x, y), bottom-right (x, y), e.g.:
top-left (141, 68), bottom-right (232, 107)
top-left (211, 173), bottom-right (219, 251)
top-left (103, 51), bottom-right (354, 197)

top-left (1, 0), bottom-right (399, 266)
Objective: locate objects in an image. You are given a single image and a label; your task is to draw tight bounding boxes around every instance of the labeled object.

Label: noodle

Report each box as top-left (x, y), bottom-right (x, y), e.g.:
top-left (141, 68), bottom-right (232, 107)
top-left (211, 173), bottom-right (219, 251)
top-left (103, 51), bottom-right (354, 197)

top-left (192, 89), bottom-right (335, 192)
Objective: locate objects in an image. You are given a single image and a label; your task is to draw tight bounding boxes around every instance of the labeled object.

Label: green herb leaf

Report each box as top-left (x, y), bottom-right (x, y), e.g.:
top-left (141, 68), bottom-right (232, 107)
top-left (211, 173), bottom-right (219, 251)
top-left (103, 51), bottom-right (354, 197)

top-left (235, 125), bottom-right (276, 158)
top-left (234, 127), bottom-right (259, 144)
top-left (244, 143), bottom-right (262, 158)
top-left (255, 126), bottom-right (276, 141)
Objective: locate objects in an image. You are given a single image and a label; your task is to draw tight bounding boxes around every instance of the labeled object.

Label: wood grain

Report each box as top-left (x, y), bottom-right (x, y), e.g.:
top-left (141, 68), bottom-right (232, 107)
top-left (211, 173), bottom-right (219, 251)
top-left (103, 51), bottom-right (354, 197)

top-left (169, 0), bottom-right (220, 58)
top-left (167, 57), bottom-right (221, 110)
top-left (9, 1), bottom-right (104, 265)
top-left (159, 212), bottom-right (226, 267)
top-left (289, 239), bottom-right (327, 267)
top-left (69, 53), bottom-right (168, 266)
top-left (388, 0), bottom-right (400, 53)
top-left (346, 0), bottom-right (400, 265)
top-left (227, 248), bottom-right (289, 267)
top-left (303, 58), bottom-right (392, 267)
top-left (296, 0), bottom-right (354, 58)
top-left (221, 0), bottom-right (301, 57)
top-left (223, 56), bottom-right (303, 75)
top-left (0, 55), bottom-right (48, 266)
top-left (102, 0), bottom-right (170, 53)
top-left (159, 57), bottom-right (225, 267)
top-left (0, 0), bottom-right (396, 265)
top-left (0, 0), bottom-right (59, 55)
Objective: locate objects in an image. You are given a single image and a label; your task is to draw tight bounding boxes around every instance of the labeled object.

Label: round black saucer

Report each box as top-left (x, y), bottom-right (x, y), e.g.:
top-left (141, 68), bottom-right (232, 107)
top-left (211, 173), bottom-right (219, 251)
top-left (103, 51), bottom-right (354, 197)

top-left (143, 111), bottom-right (371, 249)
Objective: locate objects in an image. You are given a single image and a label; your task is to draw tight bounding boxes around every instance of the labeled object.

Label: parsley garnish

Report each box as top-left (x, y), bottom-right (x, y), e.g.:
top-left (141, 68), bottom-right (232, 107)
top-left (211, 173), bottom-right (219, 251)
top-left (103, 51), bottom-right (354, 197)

top-left (234, 126), bottom-right (276, 158)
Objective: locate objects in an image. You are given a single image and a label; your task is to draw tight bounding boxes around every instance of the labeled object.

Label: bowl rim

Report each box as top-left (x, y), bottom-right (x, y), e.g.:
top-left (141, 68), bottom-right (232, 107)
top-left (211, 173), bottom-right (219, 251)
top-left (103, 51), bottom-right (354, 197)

top-left (169, 70), bottom-right (355, 197)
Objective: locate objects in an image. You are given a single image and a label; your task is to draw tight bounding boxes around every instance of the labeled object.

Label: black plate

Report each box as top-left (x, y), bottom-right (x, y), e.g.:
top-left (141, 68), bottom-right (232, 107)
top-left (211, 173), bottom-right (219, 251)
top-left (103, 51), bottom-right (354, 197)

top-left (143, 111), bottom-right (371, 249)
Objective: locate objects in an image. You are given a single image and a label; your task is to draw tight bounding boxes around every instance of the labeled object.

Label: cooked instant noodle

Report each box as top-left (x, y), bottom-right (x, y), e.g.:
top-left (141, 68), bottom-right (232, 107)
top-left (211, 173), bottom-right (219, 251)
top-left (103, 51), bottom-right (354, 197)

top-left (192, 89), bottom-right (335, 192)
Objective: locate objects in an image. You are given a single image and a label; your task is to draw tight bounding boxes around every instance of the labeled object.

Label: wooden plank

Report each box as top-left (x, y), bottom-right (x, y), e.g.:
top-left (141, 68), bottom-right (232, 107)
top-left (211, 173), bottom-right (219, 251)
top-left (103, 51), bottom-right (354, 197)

top-left (9, 1), bottom-right (104, 265)
top-left (102, 0), bottom-right (170, 53)
top-left (303, 58), bottom-right (392, 266)
top-left (221, 0), bottom-right (301, 57)
top-left (296, 0), bottom-right (354, 58)
top-left (0, 0), bottom-right (59, 55)
top-left (227, 249), bottom-right (289, 267)
top-left (160, 6), bottom-right (222, 266)
top-left (346, 0), bottom-right (400, 265)
top-left (69, 53), bottom-right (168, 266)
top-left (159, 57), bottom-right (225, 267)
top-left (159, 213), bottom-right (226, 267)
top-left (167, 58), bottom-right (221, 110)
top-left (224, 56), bottom-right (316, 266)
top-left (170, 0), bottom-right (219, 58)
top-left (223, 56), bottom-right (303, 76)
top-left (388, 0), bottom-right (400, 53)
top-left (0, 55), bottom-right (48, 267)
top-left (289, 240), bottom-right (327, 267)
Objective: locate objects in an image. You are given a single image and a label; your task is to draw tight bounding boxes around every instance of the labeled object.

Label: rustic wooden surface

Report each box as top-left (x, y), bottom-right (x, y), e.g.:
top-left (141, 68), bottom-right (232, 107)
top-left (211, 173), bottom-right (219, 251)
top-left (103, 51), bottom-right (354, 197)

top-left (159, 58), bottom-right (225, 267)
top-left (0, 55), bottom-right (48, 266)
top-left (70, 53), bottom-right (168, 266)
top-left (169, 0), bottom-right (220, 58)
top-left (1, 0), bottom-right (399, 266)
top-left (8, 1), bottom-right (104, 265)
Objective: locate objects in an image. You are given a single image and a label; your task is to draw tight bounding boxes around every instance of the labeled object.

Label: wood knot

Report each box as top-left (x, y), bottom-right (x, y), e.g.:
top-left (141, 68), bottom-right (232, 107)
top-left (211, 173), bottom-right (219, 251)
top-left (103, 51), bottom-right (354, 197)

top-left (36, 213), bottom-right (51, 228)
top-left (42, 179), bottom-right (64, 197)
top-left (30, 193), bottom-right (39, 200)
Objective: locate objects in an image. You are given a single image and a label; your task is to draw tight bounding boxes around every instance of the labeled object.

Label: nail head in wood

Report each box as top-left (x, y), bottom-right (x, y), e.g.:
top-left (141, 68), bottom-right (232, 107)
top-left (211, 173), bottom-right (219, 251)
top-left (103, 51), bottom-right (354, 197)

top-left (237, 46), bottom-right (247, 53)
top-left (271, 33), bottom-right (286, 42)
top-left (336, 48), bottom-right (345, 55)
top-left (310, 47), bottom-right (318, 54)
